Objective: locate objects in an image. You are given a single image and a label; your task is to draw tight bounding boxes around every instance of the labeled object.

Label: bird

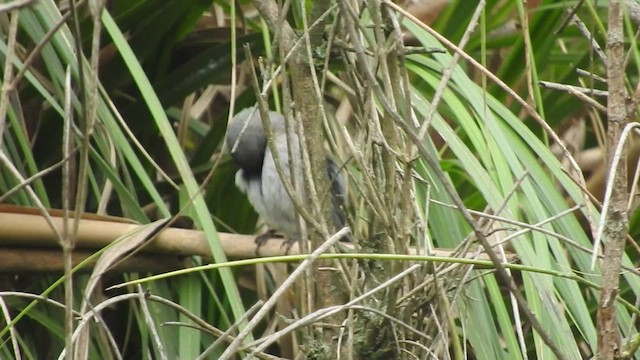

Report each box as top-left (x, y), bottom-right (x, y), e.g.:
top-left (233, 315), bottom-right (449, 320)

top-left (225, 106), bottom-right (349, 247)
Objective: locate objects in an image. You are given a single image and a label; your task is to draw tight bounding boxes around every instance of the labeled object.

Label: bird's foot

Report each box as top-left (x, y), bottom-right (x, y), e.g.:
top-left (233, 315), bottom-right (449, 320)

top-left (281, 238), bottom-right (297, 255)
top-left (254, 229), bottom-right (282, 255)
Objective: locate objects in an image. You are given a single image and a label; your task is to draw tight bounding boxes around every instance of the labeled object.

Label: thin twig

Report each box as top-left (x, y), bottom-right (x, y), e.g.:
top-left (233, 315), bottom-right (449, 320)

top-left (247, 264), bottom-right (423, 358)
top-left (218, 227), bottom-right (351, 359)
top-left (592, 123), bottom-right (637, 268)
top-left (196, 301), bottom-right (265, 360)
top-left (345, 2), bottom-right (568, 358)
top-left (0, 0), bottom-right (35, 12)
top-left (0, 10), bottom-right (19, 148)
top-left (0, 297), bottom-right (21, 360)
top-left (539, 81), bottom-right (608, 97)
top-left (59, 293), bottom-right (278, 360)
top-left (570, 12), bottom-right (607, 63)
top-left (137, 286), bottom-right (169, 360)
top-left (418, 0), bottom-right (486, 137)
top-left (62, 66), bottom-right (74, 360)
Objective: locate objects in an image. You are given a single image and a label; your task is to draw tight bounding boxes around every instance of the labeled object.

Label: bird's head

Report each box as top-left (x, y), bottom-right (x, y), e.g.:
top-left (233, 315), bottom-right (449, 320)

top-left (226, 107), bottom-right (286, 175)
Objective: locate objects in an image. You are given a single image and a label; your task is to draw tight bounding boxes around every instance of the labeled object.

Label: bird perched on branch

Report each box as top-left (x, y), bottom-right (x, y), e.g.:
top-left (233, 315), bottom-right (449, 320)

top-left (225, 106), bottom-right (348, 247)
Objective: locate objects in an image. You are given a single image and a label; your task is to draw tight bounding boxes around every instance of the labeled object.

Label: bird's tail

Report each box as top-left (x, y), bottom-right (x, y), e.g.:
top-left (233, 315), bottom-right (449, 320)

top-left (326, 157), bottom-right (353, 243)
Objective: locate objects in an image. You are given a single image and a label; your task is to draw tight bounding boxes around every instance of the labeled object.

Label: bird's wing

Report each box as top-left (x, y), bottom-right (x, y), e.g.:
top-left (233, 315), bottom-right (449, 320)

top-left (326, 157), bottom-right (349, 232)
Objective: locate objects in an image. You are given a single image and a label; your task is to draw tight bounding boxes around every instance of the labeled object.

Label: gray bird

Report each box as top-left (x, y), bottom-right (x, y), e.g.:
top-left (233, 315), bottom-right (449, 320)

top-left (226, 106), bottom-right (348, 246)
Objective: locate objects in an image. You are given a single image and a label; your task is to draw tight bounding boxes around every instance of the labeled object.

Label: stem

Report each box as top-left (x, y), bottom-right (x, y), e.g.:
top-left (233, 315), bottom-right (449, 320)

top-left (596, 0), bottom-right (629, 359)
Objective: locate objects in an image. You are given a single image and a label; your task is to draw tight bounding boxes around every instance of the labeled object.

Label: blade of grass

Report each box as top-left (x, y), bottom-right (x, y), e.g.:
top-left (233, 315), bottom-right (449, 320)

top-left (101, 8), bottom-right (249, 337)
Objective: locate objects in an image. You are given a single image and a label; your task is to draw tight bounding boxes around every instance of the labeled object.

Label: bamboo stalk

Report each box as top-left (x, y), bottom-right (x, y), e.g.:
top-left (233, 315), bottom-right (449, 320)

top-left (0, 207), bottom-right (513, 272)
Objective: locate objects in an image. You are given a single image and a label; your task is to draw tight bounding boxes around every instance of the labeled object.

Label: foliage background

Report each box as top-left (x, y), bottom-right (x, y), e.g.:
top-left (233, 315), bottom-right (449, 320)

top-left (0, 0), bottom-right (637, 359)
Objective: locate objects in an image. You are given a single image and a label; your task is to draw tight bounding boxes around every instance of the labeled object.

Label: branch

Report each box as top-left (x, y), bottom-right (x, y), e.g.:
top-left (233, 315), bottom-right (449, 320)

top-left (596, 0), bottom-right (629, 358)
